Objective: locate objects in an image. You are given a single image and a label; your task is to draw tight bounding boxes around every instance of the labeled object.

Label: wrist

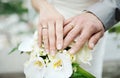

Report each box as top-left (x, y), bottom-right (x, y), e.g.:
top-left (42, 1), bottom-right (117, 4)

top-left (32, 0), bottom-right (53, 12)
top-left (39, 0), bottom-right (54, 12)
top-left (82, 10), bottom-right (105, 31)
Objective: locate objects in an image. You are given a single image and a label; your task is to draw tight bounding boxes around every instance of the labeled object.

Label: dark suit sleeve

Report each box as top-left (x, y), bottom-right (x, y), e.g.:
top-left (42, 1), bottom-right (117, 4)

top-left (116, 8), bottom-right (120, 22)
top-left (87, 0), bottom-right (120, 30)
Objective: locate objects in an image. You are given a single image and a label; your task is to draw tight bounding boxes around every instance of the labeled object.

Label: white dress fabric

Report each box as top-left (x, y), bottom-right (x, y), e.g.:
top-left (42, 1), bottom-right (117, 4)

top-left (47, 0), bottom-right (105, 78)
top-left (49, 0), bottom-right (99, 19)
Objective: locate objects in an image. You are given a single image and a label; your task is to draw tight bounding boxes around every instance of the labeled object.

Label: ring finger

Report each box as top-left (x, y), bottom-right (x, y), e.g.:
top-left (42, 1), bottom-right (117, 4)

top-left (64, 23), bottom-right (74, 36)
top-left (42, 24), bottom-right (49, 53)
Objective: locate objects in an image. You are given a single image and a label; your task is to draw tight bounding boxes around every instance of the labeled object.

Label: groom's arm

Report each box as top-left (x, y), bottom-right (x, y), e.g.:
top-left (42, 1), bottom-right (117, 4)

top-left (116, 8), bottom-right (120, 22)
top-left (63, 0), bottom-right (120, 53)
top-left (87, 0), bottom-right (120, 30)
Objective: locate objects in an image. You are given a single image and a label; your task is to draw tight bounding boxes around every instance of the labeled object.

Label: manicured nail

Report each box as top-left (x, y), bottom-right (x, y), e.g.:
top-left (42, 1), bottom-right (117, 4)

top-left (90, 43), bottom-right (94, 49)
top-left (46, 49), bottom-right (49, 53)
top-left (69, 49), bottom-right (74, 54)
top-left (51, 50), bottom-right (55, 56)
top-left (57, 44), bottom-right (62, 50)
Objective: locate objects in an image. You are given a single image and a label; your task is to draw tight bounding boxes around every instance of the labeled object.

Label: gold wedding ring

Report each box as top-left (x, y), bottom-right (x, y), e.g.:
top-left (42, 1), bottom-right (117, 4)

top-left (70, 25), bottom-right (74, 29)
top-left (42, 26), bottom-right (48, 29)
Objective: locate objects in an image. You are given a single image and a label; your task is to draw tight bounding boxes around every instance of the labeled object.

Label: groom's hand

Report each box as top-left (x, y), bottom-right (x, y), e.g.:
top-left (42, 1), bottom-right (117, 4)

top-left (63, 12), bottom-right (105, 54)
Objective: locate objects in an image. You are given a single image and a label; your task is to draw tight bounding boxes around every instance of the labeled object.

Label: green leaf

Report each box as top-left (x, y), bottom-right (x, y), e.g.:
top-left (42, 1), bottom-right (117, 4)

top-left (71, 63), bottom-right (96, 78)
top-left (0, 0), bottom-right (28, 15)
top-left (8, 43), bottom-right (20, 55)
top-left (109, 22), bottom-right (120, 34)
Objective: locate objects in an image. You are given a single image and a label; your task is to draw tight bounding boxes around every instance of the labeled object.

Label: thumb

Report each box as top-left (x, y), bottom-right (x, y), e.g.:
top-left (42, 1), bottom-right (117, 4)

top-left (88, 32), bottom-right (104, 49)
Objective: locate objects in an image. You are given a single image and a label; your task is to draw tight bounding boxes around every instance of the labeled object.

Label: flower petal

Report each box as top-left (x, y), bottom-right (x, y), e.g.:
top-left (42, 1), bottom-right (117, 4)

top-left (24, 57), bottom-right (45, 78)
top-left (76, 45), bottom-right (92, 65)
top-left (18, 39), bottom-right (34, 52)
top-left (45, 53), bottom-right (73, 78)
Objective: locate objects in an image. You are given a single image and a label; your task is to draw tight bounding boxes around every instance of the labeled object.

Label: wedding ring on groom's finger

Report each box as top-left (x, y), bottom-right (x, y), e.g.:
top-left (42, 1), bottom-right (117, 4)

top-left (70, 25), bottom-right (74, 29)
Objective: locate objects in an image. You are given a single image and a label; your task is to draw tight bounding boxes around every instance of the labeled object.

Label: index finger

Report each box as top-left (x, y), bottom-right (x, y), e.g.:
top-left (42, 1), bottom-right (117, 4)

top-left (69, 27), bottom-right (93, 54)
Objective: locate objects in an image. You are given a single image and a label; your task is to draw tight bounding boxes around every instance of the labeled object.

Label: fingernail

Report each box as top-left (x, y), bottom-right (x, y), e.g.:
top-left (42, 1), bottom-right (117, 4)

top-left (69, 49), bottom-right (74, 54)
top-left (51, 50), bottom-right (55, 56)
top-left (90, 43), bottom-right (94, 49)
top-left (46, 49), bottom-right (49, 53)
top-left (57, 44), bottom-right (62, 50)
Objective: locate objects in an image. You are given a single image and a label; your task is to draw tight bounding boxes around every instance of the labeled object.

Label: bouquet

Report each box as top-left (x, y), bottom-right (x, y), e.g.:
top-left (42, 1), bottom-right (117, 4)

top-left (18, 31), bottom-right (96, 78)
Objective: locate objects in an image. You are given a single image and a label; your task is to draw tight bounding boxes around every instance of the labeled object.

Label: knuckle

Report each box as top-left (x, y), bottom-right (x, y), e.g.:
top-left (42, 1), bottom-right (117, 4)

top-left (76, 19), bottom-right (83, 24)
top-left (80, 35), bottom-right (86, 40)
top-left (47, 18), bottom-right (54, 23)
top-left (78, 17), bottom-right (83, 22)
top-left (73, 45), bottom-right (80, 52)
top-left (67, 34), bottom-right (73, 39)
top-left (86, 22), bottom-right (94, 28)
top-left (50, 45), bottom-right (54, 49)
top-left (57, 39), bottom-right (63, 45)
top-left (38, 24), bottom-right (42, 28)
top-left (56, 24), bottom-right (63, 29)
top-left (69, 30), bottom-right (75, 36)
top-left (49, 32), bottom-right (55, 38)
top-left (64, 39), bottom-right (70, 47)
top-left (43, 35), bottom-right (47, 40)
top-left (79, 36), bottom-right (87, 42)
top-left (45, 47), bottom-right (48, 50)
top-left (87, 23), bottom-right (97, 32)
top-left (50, 39), bottom-right (55, 47)
top-left (92, 36), bottom-right (98, 41)
top-left (40, 17), bottom-right (54, 24)
top-left (56, 16), bottom-right (63, 21)
top-left (43, 36), bottom-right (47, 41)
top-left (92, 25), bottom-right (97, 30)
top-left (44, 41), bottom-right (48, 47)
top-left (57, 29), bottom-right (63, 35)
top-left (75, 45), bottom-right (80, 50)
top-left (43, 31), bottom-right (47, 35)
top-left (88, 22), bottom-right (94, 26)
top-left (57, 34), bottom-right (62, 39)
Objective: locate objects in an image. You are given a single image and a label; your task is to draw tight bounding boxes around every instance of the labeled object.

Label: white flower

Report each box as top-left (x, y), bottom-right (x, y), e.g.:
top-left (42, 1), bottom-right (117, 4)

top-left (68, 39), bottom-right (92, 65)
top-left (24, 52), bottom-right (73, 78)
top-left (24, 56), bottom-right (46, 78)
top-left (19, 30), bottom-right (93, 78)
top-left (76, 45), bottom-right (92, 65)
top-left (18, 38), bottom-right (34, 52)
top-left (45, 53), bottom-right (73, 78)
top-left (18, 31), bottom-right (39, 52)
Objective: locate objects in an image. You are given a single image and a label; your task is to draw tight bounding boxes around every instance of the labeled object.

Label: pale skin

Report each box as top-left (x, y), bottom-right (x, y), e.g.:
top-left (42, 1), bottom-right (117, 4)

top-left (32, 0), bottom-right (105, 55)
top-left (64, 13), bottom-right (105, 54)
top-left (32, 0), bottom-right (64, 56)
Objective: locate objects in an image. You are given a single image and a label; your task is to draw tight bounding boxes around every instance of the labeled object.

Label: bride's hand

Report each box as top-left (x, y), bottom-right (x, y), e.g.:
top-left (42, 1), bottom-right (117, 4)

top-left (63, 12), bottom-right (105, 54)
top-left (37, 1), bottom-right (64, 56)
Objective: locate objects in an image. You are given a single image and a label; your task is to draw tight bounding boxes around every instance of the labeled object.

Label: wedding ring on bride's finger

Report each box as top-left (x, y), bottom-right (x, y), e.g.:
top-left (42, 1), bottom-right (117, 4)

top-left (42, 26), bottom-right (48, 29)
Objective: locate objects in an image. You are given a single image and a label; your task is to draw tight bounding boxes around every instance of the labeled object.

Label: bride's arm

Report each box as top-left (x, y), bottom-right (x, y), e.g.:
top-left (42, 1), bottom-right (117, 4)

top-left (31, 0), bottom-right (52, 12)
top-left (31, 0), bottom-right (64, 56)
top-left (31, 0), bottom-right (41, 12)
